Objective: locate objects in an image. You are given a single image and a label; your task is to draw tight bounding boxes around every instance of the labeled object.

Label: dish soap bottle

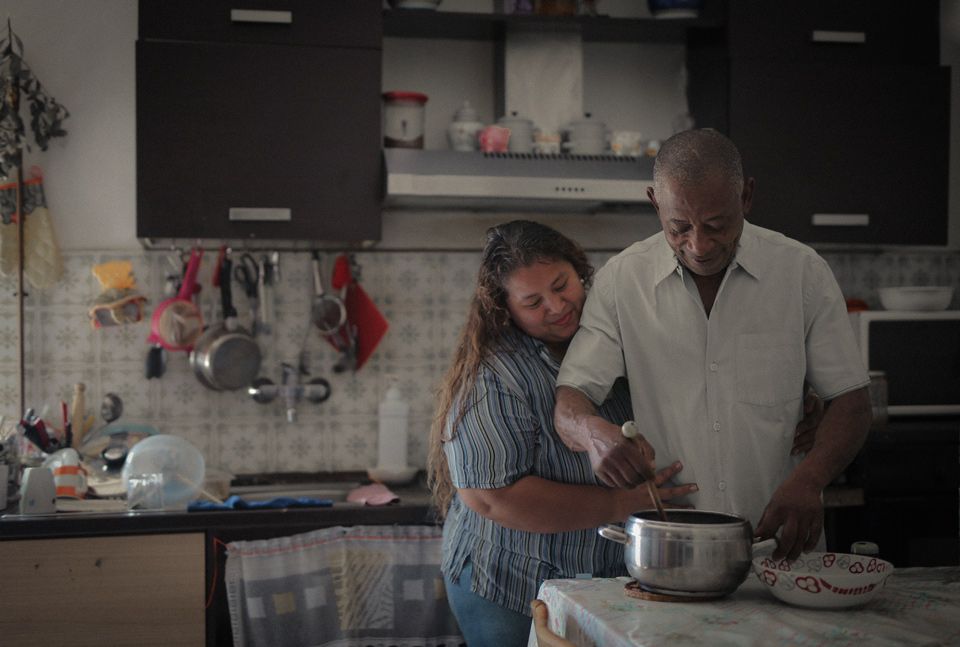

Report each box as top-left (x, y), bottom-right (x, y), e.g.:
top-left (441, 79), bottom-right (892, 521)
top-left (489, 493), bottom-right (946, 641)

top-left (371, 382), bottom-right (415, 484)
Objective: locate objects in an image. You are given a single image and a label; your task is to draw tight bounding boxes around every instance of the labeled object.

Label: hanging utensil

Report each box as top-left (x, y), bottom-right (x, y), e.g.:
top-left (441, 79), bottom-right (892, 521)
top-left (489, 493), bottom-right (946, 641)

top-left (190, 250), bottom-right (262, 391)
top-left (256, 253), bottom-right (276, 336)
top-left (147, 247), bottom-right (204, 352)
top-left (233, 252), bottom-right (260, 336)
top-left (329, 254), bottom-right (388, 372)
top-left (310, 250), bottom-right (347, 334)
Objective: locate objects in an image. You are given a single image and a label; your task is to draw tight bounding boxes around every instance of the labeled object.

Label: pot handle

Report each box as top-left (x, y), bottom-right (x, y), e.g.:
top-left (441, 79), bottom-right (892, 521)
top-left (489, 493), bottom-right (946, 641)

top-left (598, 524), bottom-right (630, 545)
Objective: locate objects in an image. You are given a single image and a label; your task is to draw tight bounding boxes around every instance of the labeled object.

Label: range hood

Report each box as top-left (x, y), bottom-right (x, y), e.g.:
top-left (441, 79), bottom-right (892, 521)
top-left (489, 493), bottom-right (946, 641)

top-left (384, 149), bottom-right (654, 212)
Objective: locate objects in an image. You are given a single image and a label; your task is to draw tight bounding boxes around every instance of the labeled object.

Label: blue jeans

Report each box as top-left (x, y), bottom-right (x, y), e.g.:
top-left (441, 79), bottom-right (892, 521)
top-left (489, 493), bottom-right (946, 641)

top-left (444, 560), bottom-right (533, 647)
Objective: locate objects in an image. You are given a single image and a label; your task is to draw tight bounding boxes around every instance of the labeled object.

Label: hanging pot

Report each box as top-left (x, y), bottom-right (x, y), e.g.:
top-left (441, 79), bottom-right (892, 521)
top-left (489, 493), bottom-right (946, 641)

top-left (190, 252), bottom-right (262, 391)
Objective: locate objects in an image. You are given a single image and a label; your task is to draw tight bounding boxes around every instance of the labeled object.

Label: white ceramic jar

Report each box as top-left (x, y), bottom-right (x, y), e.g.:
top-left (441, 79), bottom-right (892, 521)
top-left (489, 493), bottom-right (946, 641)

top-left (382, 91), bottom-right (428, 149)
top-left (497, 111), bottom-right (535, 153)
top-left (447, 101), bottom-right (484, 152)
top-left (563, 113), bottom-right (608, 155)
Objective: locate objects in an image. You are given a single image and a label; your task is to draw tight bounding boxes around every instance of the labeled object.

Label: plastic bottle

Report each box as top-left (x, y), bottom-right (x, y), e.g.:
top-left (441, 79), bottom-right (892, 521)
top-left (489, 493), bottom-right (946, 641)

top-left (377, 383), bottom-right (410, 469)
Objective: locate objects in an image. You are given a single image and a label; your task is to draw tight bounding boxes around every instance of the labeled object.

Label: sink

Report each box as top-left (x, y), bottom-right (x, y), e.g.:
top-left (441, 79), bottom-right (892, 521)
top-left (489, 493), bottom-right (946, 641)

top-left (229, 482), bottom-right (361, 503)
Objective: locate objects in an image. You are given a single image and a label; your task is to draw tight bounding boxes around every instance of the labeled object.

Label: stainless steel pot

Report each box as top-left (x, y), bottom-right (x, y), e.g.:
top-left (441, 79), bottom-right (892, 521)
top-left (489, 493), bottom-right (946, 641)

top-left (190, 253), bottom-right (262, 391)
top-left (599, 509), bottom-right (776, 598)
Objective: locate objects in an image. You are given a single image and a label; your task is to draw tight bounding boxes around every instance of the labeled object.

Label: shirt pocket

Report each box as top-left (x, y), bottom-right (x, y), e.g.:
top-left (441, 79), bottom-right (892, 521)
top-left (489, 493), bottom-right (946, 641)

top-left (736, 333), bottom-right (803, 407)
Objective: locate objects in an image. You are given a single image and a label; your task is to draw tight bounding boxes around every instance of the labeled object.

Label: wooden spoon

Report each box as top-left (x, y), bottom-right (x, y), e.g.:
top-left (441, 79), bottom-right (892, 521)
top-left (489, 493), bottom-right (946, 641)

top-left (621, 421), bottom-right (668, 522)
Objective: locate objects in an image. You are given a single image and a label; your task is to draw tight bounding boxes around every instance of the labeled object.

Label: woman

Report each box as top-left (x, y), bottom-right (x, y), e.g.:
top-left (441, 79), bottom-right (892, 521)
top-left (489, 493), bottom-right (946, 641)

top-left (427, 220), bottom-right (698, 645)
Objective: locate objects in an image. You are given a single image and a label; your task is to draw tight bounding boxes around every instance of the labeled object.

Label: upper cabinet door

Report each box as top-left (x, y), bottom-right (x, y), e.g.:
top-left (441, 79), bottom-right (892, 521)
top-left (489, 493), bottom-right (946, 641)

top-left (728, 0), bottom-right (940, 65)
top-left (136, 0), bottom-right (382, 243)
top-left (729, 60), bottom-right (949, 246)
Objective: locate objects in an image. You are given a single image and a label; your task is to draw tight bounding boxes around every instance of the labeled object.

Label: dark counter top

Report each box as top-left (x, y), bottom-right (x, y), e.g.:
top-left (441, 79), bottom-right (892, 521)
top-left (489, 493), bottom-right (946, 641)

top-left (0, 484), bottom-right (436, 541)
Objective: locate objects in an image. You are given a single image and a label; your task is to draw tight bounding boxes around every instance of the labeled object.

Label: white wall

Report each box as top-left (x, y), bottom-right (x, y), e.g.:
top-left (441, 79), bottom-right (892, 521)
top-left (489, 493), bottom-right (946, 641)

top-left (4, 0), bottom-right (959, 251)
top-left (5, 0), bottom-right (138, 250)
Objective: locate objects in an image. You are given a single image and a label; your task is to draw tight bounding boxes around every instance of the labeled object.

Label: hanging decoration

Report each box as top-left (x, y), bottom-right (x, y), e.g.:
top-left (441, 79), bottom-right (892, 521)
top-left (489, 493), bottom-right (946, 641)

top-left (1, 20), bottom-right (70, 415)
top-left (0, 22), bottom-right (70, 177)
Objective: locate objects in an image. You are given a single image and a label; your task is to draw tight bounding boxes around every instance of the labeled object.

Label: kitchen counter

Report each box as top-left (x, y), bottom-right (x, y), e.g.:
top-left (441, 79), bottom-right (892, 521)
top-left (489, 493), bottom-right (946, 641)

top-left (531, 567), bottom-right (960, 646)
top-left (0, 480), bottom-right (437, 647)
top-left (0, 483), bottom-right (435, 540)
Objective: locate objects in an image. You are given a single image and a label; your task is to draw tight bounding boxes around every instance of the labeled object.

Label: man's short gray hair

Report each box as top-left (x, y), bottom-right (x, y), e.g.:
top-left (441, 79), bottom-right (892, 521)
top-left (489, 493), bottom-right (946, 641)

top-left (653, 128), bottom-right (744, 195)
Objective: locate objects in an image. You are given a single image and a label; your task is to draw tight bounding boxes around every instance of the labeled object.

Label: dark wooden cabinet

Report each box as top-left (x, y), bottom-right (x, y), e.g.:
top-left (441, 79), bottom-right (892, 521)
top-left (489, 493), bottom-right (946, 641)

top-left (136, 0), bottom-right (383, 243)
top-left (689, 0), bottom-right (950, 245)
top-left (727, 0), bottom-right (940, 65)
top-left (729, 61), bottom-right (949, 245)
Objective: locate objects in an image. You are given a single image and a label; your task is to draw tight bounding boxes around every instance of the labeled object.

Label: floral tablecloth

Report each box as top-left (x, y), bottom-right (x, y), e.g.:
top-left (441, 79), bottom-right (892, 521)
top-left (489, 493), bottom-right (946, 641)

top-left (530, 567), bottom-right (960, 646)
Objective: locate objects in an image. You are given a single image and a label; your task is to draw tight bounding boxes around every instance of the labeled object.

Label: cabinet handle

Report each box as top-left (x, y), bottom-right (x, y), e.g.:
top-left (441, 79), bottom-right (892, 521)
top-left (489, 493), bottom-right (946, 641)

top-left (810, 30), bottom-right (866, 44)
top-left (811, 213), bottom-right (870, 227)
top-left (230, 9), bottom-right (293, 24)
top-left (229, 208), bottom-right (292, 222)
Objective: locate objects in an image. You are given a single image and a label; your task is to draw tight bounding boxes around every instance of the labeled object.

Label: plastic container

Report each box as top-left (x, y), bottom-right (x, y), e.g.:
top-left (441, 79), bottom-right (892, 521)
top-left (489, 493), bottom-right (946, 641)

top-left (122, 434), bottom-right (205, 510)
top-left (377, 383), bottom-right (409, 469)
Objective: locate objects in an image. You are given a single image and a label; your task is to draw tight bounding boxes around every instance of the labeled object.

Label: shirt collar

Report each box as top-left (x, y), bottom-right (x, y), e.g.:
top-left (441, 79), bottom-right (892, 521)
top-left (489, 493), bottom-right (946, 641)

top-left (653, 220), bottom-right (764, 285)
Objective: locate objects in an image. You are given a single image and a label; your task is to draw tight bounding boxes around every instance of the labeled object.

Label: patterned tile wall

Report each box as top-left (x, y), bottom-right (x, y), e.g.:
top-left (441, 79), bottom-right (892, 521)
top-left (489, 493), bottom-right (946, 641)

top-left (1, 246), bottom-right (957, 476)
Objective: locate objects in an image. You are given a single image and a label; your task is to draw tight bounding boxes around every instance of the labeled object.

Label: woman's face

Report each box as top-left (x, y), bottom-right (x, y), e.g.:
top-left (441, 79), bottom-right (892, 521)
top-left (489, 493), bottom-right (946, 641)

top-left (504, 259), bottom-right (586, 347)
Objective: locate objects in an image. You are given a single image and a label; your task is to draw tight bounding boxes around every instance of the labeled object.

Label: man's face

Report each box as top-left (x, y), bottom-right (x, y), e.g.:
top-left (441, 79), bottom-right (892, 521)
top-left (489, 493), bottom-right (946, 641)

top-left (648, 173), bottom-right (752, 278)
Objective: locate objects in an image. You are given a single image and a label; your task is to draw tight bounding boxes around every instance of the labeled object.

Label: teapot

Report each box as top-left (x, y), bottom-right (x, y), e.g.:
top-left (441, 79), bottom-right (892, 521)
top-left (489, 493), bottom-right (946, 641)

top-left (448, 101), bottom-right (484, 152)
top-left (497, 111), bottom-right (535, 153)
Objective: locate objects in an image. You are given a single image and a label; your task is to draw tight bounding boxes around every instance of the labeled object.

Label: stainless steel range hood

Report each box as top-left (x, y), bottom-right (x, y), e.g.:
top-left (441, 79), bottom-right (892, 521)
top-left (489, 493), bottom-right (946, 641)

top-left (384, 149), bottom-right (654, 212)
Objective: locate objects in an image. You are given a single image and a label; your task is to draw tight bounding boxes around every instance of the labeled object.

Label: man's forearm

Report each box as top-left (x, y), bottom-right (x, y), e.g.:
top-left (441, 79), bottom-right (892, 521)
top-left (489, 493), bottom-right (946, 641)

top-left (554, 385), bottom-right (602, 452)
top-left (793, 386), bottom-right (872, 491)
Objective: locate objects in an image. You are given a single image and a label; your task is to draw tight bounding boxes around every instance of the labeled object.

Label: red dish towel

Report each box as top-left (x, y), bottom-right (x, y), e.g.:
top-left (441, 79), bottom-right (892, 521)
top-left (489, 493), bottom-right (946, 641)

top-left (330, 254), bottom-right (389, 371)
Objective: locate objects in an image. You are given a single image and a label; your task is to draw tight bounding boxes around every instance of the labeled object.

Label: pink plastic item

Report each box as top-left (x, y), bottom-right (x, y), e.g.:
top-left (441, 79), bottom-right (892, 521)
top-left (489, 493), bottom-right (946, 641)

top-left (346, 483), bottom-right (400, 506)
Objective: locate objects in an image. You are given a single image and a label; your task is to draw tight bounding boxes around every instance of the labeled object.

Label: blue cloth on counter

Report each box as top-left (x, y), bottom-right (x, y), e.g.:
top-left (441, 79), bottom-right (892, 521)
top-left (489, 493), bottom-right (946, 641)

top-left (188, 495), bottom-right (334, 511)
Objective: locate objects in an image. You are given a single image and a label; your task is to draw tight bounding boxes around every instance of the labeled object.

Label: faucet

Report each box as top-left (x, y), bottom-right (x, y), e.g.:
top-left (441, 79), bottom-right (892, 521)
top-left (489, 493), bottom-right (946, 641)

top-left (248, 363), bottom-right (332, 422)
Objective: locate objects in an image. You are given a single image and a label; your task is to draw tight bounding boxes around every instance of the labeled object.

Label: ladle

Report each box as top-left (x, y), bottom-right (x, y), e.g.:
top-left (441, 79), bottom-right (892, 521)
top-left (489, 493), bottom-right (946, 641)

top-left (621, 421), bottom-right (668, 521)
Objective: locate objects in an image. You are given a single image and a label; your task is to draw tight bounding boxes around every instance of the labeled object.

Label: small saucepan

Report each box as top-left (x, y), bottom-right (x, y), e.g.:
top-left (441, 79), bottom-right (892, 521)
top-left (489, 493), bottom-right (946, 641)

top-left (190, 252), bottom-right (262, 391)
top-left (599, 509), bottom-right (776, 598)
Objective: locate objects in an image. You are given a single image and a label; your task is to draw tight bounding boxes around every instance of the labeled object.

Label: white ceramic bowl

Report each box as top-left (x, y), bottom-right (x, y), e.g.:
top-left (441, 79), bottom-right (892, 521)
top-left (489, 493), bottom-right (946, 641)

top-left (878, 286), bottom-right (954, 311)
top-left (753, 552), bottom-right (894, 609)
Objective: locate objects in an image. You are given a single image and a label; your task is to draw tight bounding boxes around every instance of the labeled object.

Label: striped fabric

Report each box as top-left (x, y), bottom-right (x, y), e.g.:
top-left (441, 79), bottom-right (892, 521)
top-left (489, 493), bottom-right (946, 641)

top-left (441, 326), bottom-right (632, 616)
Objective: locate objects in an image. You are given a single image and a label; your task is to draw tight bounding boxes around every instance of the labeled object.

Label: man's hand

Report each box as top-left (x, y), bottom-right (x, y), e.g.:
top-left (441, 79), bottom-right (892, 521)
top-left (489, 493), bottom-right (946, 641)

top-left (555, 386), bottom-right (655, 488)
top-left (792, 390), bottom-right (824, 455)
top-left (585, 419), bottom-right (656, 488)
top-left (754, 474), bottom-right (824, 561)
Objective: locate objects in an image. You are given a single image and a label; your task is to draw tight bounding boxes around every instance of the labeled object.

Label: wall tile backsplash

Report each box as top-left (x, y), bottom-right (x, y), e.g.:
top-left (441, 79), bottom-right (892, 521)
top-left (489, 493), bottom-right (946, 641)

top-left (2, 246), bottom-right (957, 476)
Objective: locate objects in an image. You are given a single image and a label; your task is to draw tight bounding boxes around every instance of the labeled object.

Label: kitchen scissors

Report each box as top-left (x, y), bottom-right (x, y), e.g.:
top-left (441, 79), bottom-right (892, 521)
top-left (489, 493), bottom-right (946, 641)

top-left (233, 253), bottom-right (261, 335)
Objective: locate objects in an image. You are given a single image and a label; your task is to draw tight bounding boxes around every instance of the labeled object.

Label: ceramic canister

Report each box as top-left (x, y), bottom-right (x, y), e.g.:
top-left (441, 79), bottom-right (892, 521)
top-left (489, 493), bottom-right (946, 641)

top-left (497, 111), bottom-right (535, 153)
top-left (448, 101), bottom-right (484, 152)
top-left (383, 91), bottom-right (429, 149)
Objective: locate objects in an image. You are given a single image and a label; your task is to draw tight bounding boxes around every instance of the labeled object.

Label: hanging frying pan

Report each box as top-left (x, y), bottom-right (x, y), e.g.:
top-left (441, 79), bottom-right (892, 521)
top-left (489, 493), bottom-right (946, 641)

top-left (190, 251), bottom-right (262, 391)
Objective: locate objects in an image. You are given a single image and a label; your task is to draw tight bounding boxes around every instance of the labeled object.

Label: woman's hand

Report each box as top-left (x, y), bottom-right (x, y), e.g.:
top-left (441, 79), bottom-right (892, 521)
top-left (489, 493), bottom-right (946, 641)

top-left (620, 461), bottom-right (697, 516)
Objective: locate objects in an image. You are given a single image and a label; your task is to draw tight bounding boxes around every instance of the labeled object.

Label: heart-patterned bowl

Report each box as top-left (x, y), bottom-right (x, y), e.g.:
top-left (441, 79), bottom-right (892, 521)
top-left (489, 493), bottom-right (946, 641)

top-left (752, 552), bottom-right (894, 609)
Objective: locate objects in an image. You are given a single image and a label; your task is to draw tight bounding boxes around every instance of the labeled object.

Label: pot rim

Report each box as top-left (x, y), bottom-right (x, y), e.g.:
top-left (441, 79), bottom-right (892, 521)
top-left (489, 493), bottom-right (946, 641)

top-left (627, 509), bottom-right (750, 530)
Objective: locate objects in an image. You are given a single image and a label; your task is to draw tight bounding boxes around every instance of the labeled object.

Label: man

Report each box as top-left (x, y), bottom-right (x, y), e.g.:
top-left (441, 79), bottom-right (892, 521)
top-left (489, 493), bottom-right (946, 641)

top-left (554, 129), bottom-right (871, 561)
